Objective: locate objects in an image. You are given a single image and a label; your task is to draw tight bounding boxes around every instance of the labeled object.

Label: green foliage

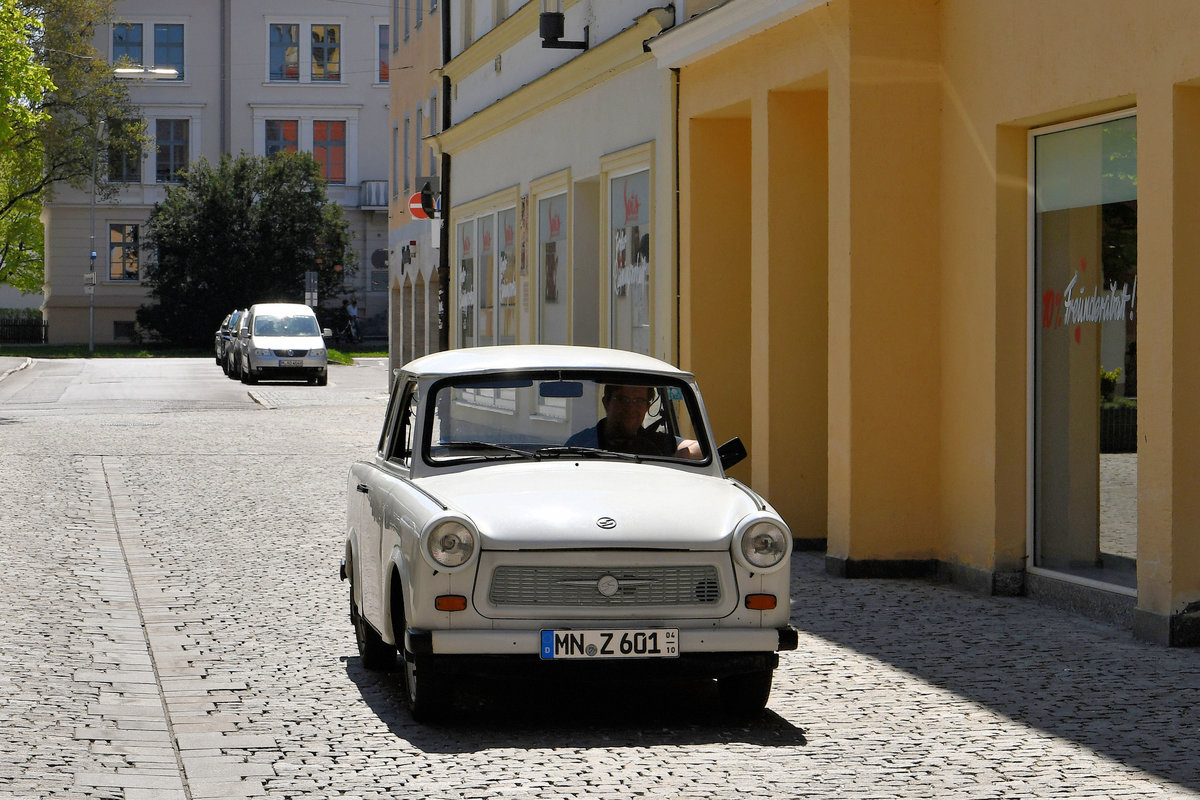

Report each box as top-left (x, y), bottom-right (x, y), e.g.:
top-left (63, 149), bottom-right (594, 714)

top-left (1, 0), bottom-right (143, 293)
top-left (137, 152), bottom-right (356, 347)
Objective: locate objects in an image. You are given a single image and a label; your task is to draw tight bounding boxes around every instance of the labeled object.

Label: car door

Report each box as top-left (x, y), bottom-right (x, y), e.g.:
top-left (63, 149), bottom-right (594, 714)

top-left (360, 378), bottom-right (419, 627)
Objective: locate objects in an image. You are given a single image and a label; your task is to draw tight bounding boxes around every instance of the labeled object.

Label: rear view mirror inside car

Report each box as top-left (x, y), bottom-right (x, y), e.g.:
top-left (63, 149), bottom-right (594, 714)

top-left (539, 380), bottom-right (584, 398)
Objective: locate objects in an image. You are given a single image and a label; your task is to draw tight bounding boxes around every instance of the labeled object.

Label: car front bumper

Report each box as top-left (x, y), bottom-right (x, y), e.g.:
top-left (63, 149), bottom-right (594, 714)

top-left (408, 626), bottom-right (798, 657)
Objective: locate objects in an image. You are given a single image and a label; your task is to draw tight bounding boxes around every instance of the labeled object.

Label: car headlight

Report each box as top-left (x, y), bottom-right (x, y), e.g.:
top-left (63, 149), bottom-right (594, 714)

top-left (254, 348), bottom-right (271, 356)
top-left (309, 348), bottom-right (326, 358)
top-left (422, 518), bottom-right (477, 570)
top-left (732, 516), bottom-right (792, 572)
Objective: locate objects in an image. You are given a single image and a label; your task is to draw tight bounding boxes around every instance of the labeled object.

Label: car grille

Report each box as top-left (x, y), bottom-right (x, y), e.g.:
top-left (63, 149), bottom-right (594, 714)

top-left (272, 349), bottom-right (309, 357)
top-left (488, 565), bottom-right (722, 607)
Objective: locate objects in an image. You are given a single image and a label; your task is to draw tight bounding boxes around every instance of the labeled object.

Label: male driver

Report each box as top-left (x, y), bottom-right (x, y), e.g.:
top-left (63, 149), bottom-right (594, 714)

top-left (565, 384), bottom-right (701, 459)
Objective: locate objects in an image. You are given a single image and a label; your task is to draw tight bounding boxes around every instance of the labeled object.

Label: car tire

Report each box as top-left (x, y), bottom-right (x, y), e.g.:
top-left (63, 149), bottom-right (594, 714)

top-left (397, 590), bottom-right (451, 722)
top-left (349, 575), bottom-right (394, 671)
top-left (717, 669), bottom-right (773, 719)
top-left (241, 367), bottom-right (257, 385)
top-left (403, 652), bottom-right (450, 723)
top-left (317, 373), bottom-right (328, 387)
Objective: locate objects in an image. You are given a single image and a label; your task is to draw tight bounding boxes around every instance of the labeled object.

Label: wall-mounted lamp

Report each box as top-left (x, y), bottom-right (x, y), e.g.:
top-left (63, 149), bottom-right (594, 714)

top-left (539, 0), bottom-right (588, 50)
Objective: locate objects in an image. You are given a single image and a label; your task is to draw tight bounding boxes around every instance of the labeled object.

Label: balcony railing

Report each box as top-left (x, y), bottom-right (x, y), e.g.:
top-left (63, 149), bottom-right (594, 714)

top-left (359, 180), bottom-right (388, 210)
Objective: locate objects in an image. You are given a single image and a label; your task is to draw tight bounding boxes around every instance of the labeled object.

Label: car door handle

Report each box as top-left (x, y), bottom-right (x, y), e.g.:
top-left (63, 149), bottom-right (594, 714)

top-left (356, 483), bottom-right (370, 494)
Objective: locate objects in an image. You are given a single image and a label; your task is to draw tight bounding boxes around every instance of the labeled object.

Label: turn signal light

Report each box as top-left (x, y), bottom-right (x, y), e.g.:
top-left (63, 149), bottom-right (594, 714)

top-left (744, 594), bottom-right (777, 610)
top-left (435, 595), bottom-right (468, 612)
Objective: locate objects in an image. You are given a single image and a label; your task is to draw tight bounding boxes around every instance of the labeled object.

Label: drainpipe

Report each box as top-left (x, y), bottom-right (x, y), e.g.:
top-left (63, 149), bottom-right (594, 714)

top-left (220, 0), bottom-right (229, 153)
top-left (437, 2), bottom-right (452, 352)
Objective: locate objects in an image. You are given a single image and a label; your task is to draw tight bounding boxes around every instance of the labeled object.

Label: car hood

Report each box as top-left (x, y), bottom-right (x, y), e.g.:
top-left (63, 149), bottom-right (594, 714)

top-left (250, 335), bottom-right (326, 350)
top-left (417, 461), bottom-right (761, 550)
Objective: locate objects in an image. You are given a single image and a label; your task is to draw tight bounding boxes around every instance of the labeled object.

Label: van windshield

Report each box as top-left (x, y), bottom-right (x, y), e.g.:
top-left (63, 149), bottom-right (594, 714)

top-left (253, 314), bottom-right (320, 337)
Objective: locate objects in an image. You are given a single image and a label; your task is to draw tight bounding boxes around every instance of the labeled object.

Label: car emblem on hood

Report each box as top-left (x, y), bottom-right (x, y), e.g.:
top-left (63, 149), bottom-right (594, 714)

top-left (596, 517), bottom-right (616, 529)
top-left (596, 575), bottom-right (620, 597)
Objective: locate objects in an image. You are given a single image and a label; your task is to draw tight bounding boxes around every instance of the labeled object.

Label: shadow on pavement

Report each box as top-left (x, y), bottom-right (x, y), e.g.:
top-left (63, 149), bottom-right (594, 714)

top-left (787, 552), bottom-right (1200, 791)
top-left (343, 657), bottom-right (807, 752)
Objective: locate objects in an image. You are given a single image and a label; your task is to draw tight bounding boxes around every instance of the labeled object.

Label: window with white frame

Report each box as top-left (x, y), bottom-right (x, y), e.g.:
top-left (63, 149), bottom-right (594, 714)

top-left (108, 223), bottom-right (140, 281)
top-left (155, 119), bottom-right (188, 183)
top-left (378, 24), bottom-right (390, 82)
top-left (457, 211), bottom-right (517, 348)
top-left (113, 20), bottom-right (184, 79)
top-left (313, 120), bottom-right (346, 184)
top-left (265, 120), bottom-right (298, 156)
top-left (267, 21), bottom-right (344, 84)
top-left (269, 23), bottom-right (299, 80)
top-left (107, 119), bottom-right (141, 183)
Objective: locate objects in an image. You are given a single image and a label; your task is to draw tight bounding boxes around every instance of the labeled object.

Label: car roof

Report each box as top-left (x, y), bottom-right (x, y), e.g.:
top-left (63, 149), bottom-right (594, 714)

top-left (249, 303), bottom-right (316, 316)
top-left (402, 345), bottom-right (693, 380)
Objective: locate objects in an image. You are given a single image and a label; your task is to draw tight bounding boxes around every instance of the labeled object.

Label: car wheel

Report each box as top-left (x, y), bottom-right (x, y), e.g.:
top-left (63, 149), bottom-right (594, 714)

top-left (397, 592), bottom-right (451, 722)
top-left (717, 669), bottom-right (773, 719)
top-left (403, 652), bottom-right (450, 723)
top-left (241, 367), bottom-right (257, 385)
top-left (317, 373), bottom-right (328, 387)
top-left (349, 574), bottom-right (394, 671)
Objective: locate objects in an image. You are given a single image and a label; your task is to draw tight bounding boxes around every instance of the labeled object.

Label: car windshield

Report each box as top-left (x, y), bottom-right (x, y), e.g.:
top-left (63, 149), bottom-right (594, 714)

top-left (426, 373), bottom-right (710, 464)
top-left (253, 314), bottom-right (320, 337)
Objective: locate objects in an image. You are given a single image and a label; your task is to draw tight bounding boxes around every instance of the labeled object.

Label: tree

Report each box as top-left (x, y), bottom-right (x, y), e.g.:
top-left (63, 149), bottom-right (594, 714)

top-left (0, 0), bottom-right (143, 293)
top-left (137, 151), bottom-right (356, 347)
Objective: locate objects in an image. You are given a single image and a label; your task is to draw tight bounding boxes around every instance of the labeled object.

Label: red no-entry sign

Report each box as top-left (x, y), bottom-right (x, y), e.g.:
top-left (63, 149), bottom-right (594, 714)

top-left (409, 193), bottom-right (429, 219)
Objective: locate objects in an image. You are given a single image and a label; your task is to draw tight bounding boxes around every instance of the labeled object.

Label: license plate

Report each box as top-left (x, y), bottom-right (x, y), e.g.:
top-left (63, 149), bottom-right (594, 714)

top-left (279, 359), bottom-right (303, 367)
top-left (540, 628), bottom-right (678, 660)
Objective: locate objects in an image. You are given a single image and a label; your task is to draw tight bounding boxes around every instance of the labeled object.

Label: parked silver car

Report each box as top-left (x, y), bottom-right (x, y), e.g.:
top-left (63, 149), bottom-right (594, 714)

top-left (342, 345), bottom-right (797, 721)
top-left (235, 303), bottom-right (330, 386)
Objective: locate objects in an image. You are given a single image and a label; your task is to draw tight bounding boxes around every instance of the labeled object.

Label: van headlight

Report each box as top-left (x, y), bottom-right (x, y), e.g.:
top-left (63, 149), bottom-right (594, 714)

top-left (420, 516), bottom-right (478, 571)
top-left (309, 348), bottom-right (326, 358)
top-left (731, 516), bottom-right (792, 572)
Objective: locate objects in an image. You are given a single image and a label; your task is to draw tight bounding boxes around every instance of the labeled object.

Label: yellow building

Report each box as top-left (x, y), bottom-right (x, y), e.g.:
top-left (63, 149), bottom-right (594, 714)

top-left (651, 0), bottom-right (1199, 646)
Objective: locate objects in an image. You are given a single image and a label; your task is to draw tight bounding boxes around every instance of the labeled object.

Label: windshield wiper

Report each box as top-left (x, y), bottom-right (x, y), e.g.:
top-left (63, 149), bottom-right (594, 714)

top-left (440, 441), bottom-right (539, 461)
top-left (533, 445), bottom-right (641, 462)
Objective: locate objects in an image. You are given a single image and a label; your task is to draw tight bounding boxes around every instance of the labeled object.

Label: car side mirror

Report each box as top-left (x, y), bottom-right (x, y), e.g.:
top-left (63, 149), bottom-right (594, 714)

top-left (322, 328), bottom-right (333, 338)
top-left (717, 437), bottom-right (747, 470)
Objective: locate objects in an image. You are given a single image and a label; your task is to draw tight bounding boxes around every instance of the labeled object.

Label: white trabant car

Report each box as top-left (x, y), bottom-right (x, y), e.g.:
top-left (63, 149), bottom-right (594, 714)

top-left (342, 345), bottom-right (797, 721)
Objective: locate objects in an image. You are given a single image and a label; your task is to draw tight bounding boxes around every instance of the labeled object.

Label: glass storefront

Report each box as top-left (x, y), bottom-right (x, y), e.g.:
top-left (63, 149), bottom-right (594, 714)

top-left (1033, 112), bottom-right (1138, 589)
top-left (610, 169), bottom-right (651, 355)
top-left (538, 192), bottom-right (569, 344)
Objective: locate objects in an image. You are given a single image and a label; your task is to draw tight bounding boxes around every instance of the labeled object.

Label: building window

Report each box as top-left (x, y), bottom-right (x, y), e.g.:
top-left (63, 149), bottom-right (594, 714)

top-left (153, 23), bottom-right (184, 80)
top-left (113, 22), bottom-right (143, 66)
top-left (416, 0), bottom-right (423, 28)
top-left (107, 120), bottom-right (141, 183)
top-left (404, 0), bottom-right (411, 40)
top-left (109, 224), bottom-right (140, 281)
top-left (498, 207), bottom-right (517, 345)
top-left (155, 119), bottom-right (188, 183)
top-left (391, 122), bottom-right (400, 198)
top-left (378, 24), bottom-right (389, 82)
top-left (415, 107), bottom-right (424, 179)
top-left (269, 23), bottom-right (299, 81)
top-left (403, 115), bottom-right (411, 193)
top-left (610, 169), bottom-right (651, 355)
top-left (313, 120), bottom-right (345, 184)
top-left (266, 120), bottom-right (298, 156)
top-left (538, 192), bottom-right (568, 344)
top-left (311, 24), bottom-right (341, 82)
top-left (1032, 111), bottom-right (1138, 589)
top-left (428, 93), bottom-right (438, 176)
top-left (457, 220), bottom-right (475, 347)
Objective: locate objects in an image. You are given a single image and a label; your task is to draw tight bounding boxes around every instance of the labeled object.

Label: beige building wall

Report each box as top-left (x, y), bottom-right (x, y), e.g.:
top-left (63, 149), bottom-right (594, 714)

top-left (659, 0), bottom-right (1200, 645)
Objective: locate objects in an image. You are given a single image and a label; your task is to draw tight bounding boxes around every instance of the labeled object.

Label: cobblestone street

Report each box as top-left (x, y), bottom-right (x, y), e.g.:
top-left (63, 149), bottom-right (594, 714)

top-left (1, 358), bottom-right (1198, 799)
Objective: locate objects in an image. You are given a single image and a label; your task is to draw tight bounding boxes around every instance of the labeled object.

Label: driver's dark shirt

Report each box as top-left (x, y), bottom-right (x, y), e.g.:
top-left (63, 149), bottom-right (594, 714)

top-left (566, 418), bottom-right (675, 457)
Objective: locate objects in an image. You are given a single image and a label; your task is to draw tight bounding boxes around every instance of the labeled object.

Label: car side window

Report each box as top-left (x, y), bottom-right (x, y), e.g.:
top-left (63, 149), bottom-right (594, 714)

top-left (386, 382), bottom-right (418, 467)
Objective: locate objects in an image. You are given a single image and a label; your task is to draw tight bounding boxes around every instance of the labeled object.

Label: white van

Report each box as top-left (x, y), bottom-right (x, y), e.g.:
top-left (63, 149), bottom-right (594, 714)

top-left (237, 303), bottom-right (330, 386)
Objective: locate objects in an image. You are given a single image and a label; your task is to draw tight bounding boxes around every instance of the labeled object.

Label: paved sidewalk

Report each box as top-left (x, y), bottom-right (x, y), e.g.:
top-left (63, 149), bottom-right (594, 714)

top-left (0, 359), bottom-right (1197, 799)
